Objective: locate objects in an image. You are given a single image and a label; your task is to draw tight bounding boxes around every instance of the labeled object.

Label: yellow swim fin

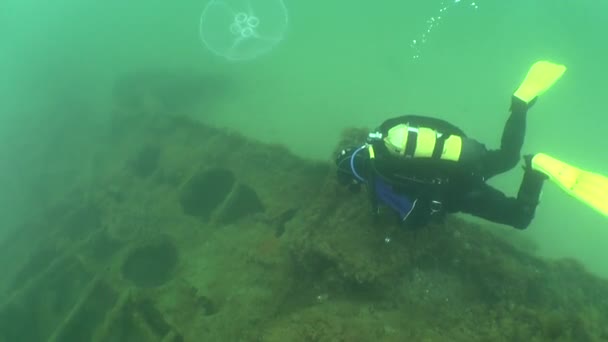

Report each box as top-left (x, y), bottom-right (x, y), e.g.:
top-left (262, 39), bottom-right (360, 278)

top-left (531, 153), bottom-right (608, 217)
top-left (514, 61), bottom-right (567, 104)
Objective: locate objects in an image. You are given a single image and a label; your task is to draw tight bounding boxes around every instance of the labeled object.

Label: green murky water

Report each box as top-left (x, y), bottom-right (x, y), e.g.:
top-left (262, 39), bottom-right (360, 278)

top-left (1, 0), bottom-right (607, 287)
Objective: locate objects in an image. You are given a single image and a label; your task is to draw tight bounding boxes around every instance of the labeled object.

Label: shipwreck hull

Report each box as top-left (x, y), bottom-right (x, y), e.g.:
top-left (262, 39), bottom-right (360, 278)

top-left (1, 113), bottom-right (607, 341)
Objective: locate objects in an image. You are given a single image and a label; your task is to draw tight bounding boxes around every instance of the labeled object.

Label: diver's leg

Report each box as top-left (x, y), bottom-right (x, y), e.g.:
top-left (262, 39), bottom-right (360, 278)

top-left (481, 99), bottom-right (528, 179)
top-left (454, 166), bottom-right (545, 229)
top-left (516, 159), bottom-right (547, 213)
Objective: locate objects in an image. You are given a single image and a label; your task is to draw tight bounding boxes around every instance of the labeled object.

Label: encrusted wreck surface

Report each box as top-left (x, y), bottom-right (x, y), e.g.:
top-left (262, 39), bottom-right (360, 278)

top-left (1, 112), bottom-right (608, 342)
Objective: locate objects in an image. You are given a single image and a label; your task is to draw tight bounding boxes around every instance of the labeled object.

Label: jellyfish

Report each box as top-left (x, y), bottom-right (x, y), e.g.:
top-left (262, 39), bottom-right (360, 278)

top-left (199, 0), bottom-right (289, 61)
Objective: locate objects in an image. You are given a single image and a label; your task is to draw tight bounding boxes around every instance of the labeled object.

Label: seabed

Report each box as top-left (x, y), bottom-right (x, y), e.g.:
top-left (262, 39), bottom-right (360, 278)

top-left (1, 77), bottom-right (608, 341)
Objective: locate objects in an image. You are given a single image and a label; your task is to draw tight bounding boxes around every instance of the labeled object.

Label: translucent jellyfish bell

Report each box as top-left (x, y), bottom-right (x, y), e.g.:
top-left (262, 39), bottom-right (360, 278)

top-left (199, 0), bottom-right (289, 61)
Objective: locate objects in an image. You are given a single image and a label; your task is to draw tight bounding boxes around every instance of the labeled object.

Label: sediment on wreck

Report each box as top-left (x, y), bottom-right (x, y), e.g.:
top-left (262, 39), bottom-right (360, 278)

top-left (1, 110), bottom-right (608, 342)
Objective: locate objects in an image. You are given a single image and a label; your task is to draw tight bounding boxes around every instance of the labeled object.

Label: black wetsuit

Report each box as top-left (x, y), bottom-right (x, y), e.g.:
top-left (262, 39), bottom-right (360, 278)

top-left (367, 101), bottom-right (544, 229)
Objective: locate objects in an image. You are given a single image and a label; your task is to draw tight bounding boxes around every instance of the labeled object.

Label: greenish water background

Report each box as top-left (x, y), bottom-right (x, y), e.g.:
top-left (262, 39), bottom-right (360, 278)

top-left (1, 0), bottom-right (607, 275)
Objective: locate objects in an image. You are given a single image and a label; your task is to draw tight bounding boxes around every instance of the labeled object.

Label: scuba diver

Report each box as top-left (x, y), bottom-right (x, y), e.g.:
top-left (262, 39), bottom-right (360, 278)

top-left (336, 61), bottom-right (608, 229)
